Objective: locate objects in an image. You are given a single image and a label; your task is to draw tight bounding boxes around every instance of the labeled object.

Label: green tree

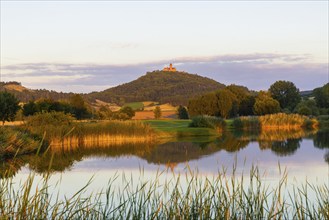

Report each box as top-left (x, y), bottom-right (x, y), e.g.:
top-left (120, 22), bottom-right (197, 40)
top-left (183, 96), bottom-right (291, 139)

top-left (98, 105), bottom-right (113, 120)
top-left (313, 83), bottom-right (329, 108)
top-left (215, 89), bottom-right (237, 119)
top-left (294, 99), bottom-right (319, 116)
top-left (153, 106), bottom-right (162, 119)
top-left (269, 80), bottom-right (301, 111)
top-left (0, 91), bottom-right (20, 125)
top-left (23, 100), bottom-right (38, 116)
top-left (253, 91), bottom-right (280, 115)
top-left (177, 105), bottom-right (189, 119)
top-left (70, 94), bottom-right (88, 119)
top-left (120, 106), bottom-right (135, 119)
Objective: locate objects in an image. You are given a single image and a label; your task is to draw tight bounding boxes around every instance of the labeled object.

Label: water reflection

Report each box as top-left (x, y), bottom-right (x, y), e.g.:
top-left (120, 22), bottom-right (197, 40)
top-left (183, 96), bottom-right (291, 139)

top-left (1, 129), bottom-right (329, 177)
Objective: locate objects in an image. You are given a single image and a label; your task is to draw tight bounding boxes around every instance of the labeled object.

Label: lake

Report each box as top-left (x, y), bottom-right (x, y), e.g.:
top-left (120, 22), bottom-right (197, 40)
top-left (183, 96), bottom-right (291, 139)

top-left (3, 129), bottom-right (328, 200)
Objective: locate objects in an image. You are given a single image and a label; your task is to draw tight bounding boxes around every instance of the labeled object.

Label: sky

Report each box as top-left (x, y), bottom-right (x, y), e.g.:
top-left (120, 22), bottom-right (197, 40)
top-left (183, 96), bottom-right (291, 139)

top-left (0, 1), bottom-right (328, 93)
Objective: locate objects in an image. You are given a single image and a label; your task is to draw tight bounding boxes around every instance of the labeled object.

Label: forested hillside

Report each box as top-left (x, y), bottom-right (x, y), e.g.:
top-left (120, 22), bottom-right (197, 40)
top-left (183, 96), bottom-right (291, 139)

top-left (0, 82), bottom-right (75, 102)
top-left (88, 71), bottom-right (225, 105)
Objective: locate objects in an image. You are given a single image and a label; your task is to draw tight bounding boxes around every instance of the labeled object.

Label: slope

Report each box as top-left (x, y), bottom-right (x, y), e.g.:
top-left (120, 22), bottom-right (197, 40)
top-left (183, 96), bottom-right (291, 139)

top-left (88, 70), bottom-right (225, 105)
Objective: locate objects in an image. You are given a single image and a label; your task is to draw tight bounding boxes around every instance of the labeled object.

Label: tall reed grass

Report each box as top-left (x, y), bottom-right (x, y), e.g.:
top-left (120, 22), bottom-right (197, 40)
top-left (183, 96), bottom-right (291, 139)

top-left (233, 113), bottom-right (318, 131)
top-left (0, 126), bottom-right (43, 158)
top-left (0, 166), bottom-right (327, 219)
top-left (24, 112), bottom-right (156, 148)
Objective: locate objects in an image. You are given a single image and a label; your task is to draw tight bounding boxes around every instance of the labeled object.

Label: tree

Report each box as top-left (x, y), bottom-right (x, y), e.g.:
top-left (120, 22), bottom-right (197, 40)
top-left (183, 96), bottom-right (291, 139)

top-left (153, 106), bottom-right (162, 119)
top-left (313, 83), bottom-right (329, 108)
top-left (215, 89), bottom-right (237, 119)
top-left (294, 99), bottom-right (319, 116)
top-left (120, 106), bottom-right (135, 119)
top-left (23, 100), bottom-right (38, 116)
top-left (98, 105), bottom-right (113, 120)
top-left (0, 91), bottom-right (20, 125)
top-left (253, 91), bottom-right (280, 115)
top-left (177, 105), bottom-right (189, 119)
top-left (269, 80), bottom-right (301, 111)
top-left (70, 94), bottom-right (88, 119)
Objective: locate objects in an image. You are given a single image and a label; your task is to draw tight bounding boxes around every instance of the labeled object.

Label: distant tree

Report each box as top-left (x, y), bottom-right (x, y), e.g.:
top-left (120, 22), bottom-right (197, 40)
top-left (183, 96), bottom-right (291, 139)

top-left (98, 105), bottom-right (113, 120)
top-left (269, 80), bottom-right (301, 111)
top-left (23, 100), bottom-right (38, 116)
top-left (239, 95), bottom-right (256, 116)
top-left (120, 106), bottom-right (135, 119)
top-left (70, 94), bottom-right (88, 119)
top-left (313, 83), bottom-right (329, 108)
top-left (253, 91), bottom-right (280, 115)
top-left (153, 106), bottom-right (162, 119)
top-left (215, 89), bottom-right (237, 119)
top-left (294, 99), bottom-right (319, 116)
top-left (177, 105), bottom-right (189, 119)
top-left (0, 91), bottom-right (20, 124)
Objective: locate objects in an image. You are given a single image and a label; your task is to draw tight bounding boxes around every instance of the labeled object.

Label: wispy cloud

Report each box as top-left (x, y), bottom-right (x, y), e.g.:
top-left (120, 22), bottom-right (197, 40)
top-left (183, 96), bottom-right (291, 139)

top-left (1, 53), bottom-right (327, 93)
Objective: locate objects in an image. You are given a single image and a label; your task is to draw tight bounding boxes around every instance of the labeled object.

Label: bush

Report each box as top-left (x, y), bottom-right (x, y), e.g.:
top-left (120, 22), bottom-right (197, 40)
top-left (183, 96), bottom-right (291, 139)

top-left (189, 115), bottom-right (225, 131)
top-left (233, 116), bottom-right (260, 130)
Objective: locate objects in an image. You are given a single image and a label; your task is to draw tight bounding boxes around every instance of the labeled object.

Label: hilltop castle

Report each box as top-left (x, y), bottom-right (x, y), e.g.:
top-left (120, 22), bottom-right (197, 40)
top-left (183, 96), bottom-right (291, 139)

top-left (163, 63), bottom-right (177, 72)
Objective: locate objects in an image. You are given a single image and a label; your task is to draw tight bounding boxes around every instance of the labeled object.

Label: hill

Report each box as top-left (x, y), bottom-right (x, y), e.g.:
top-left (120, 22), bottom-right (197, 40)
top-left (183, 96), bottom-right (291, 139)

top-left (0, 81), bottom-right (75, 102)
top-left (88, 71), bottom-right (225, 105)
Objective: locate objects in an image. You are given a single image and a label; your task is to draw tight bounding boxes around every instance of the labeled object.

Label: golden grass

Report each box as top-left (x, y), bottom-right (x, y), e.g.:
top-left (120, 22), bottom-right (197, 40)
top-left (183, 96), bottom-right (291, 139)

top-left (49, 134), bottom-right (155, 152)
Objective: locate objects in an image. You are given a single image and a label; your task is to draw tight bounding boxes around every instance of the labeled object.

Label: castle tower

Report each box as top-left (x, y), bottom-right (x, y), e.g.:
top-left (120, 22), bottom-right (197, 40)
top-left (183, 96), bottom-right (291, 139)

top-left (163, 63), bottom-right (177, 72)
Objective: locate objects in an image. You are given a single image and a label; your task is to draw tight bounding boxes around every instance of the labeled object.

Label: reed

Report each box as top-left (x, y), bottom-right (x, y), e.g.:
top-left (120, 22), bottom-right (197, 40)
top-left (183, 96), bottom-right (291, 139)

top-left (0, 126), bottom-right (43, 158)
top-left (0, 165), bottom-right (327, 219)
top-left (24, 112), bottom-right (156, 148)
top-left (233, 113), bottom-right (318, 131)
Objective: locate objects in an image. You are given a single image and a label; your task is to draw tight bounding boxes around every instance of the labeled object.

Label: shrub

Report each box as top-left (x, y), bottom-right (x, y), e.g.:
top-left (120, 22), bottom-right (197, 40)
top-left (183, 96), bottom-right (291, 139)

top-left (189, 115), bottom-right (225, 131)
top-left (233, 116), bottom-right (260, 130)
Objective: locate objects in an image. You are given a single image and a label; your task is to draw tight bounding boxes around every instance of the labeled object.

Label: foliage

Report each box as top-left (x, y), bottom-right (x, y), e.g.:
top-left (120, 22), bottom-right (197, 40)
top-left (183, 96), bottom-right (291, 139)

top-left (189, 115), bottom-right (225, 131)
top-left (97, 105), bottom-right (113, 120)
top-left (313, 83), bottom-right (329, 108)
top-left (87, 71), bottom-right (225, 105)
top-left (253, 91), bottom-right (280, 115)
top-left (120, 106), bottom-right (135, 119)
top-left (0, 91), bottom-right (20, 124)
top-left (22, 99), bottom-right (73, 116)
top-left (239, 95), bottom-right (256, 116)
top-left (216, 89), bottom-right (237, 118)
top-left (233, 116), bottom-right (260, 130)
top-left (70, 94), bottom-right (89, 120)
top-left (269, 80), bottom-right (301, 111)
top-left (177, 105), bottom-right (189, 119)
top-left (0, 81), bottom-right (75, 103)
top-left (153, 106), bottom-right (162, 119)
top-left (294, 99), bottom-right (319, 116)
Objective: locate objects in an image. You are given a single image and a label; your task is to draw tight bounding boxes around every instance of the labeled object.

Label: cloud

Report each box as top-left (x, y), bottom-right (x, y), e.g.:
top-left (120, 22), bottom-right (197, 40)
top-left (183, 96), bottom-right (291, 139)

top-left (1, 53), bottom-right (327, 93)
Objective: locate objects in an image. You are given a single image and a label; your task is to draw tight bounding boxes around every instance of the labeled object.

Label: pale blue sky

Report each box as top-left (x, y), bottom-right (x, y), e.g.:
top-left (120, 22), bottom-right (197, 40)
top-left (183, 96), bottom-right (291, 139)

top-left (1, 1), bottom-right (328, 92)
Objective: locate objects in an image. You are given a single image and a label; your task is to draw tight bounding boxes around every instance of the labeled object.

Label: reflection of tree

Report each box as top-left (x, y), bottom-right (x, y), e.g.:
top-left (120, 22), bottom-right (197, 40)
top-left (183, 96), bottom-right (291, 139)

top-left (313, 130), bottom-right (329, 149)
top-left (142, 142), bottom-right (220, 164)
top-left (215, 132), bottom-right (249, 152)
top-left (325, 151), bottom-right (329, 164)
top-left (270, 139), bottom-right (301, 157)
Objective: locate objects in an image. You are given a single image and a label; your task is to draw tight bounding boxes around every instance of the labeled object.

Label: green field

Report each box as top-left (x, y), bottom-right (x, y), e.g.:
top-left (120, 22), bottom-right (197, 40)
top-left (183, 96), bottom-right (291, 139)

top-left (144, 120), bottom-right (219, 137)
top-left (123, 102), bottom-right (144, 110)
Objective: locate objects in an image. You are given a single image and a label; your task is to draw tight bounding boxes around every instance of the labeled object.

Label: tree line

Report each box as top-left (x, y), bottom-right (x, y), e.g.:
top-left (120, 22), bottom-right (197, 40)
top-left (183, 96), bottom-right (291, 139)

top-left (188, 81), bottom-right (329, 119)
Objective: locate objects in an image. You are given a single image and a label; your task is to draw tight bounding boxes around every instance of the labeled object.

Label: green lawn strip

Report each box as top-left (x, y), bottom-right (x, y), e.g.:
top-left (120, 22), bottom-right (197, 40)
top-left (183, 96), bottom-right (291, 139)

top-left (123, 102), bottom-right (144, 110)
top-left (144, 120), bottom-right (218, 137)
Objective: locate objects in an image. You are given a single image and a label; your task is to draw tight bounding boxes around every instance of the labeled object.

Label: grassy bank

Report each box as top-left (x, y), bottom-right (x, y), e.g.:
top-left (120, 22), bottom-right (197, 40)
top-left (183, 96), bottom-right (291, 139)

top-left (0, 166), bottom-right (327, 219)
